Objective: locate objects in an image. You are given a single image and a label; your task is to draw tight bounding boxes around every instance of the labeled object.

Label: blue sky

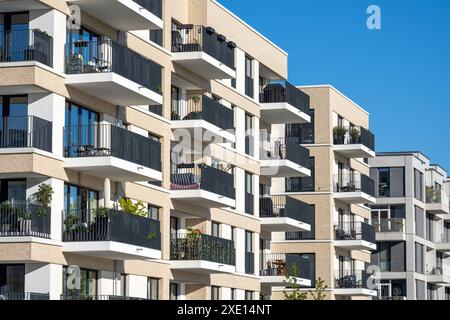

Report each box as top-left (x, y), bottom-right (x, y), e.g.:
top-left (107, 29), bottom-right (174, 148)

top-left (219, 0), bottom-right (450, 171)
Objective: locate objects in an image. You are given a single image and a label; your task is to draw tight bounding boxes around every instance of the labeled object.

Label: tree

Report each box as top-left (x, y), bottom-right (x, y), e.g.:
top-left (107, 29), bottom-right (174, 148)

top-left (309, 277), bottom-right (328, 300)
top-left (283, 264), bottom-right (307, 300)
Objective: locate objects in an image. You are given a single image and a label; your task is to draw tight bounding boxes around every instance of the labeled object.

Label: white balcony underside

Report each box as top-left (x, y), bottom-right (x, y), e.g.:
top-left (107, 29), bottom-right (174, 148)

top-left (68, 0), bottom-right (163, 30)
top-left (171, 120), bottom-right (235, 144)
top-left (260, 218), bottom-right (311, 232)
top-left (435, 243), bottom-right (450, 252)
top-left (62, 241), bottom-right (161, 260)
top-left (333, 240), bottom-right (376, 251)
top-left (333, 288), bottom-right (378, 297)
top-left (170, 260), bottom-right (236, 274)
top-left (172, 52), bottom-right (236, 79)
top-left (65, 73), bottom-right (163, 106)
top-left (0, 0), bottom-right (47, 12)
top-left (333, 144), bottom-right (375, 158)
top-left (260, 159), bottom-right (311, 178)
top-left (376, 232), bottom-right (406, 242)
top-left (427, 274), bottom-right (450, 285)
top-left (260, 102), bottom-right (311, 124)
top-left (261, 276), bottom-right (311, 287)
top-left (171, 189), bottom-right (235, 208)
top-left (426, 203), bottom-right (450, 215)
top-left (64, 156), bottom-right (162, 182)
top-left (333, 192), bottom-right (376, 204)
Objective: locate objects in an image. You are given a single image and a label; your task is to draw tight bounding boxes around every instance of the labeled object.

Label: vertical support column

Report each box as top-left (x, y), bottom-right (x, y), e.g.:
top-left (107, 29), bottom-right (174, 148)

top-left (252, 60), bottom-right (260, 103)
top-left (253, 232), bottom-right (260, 276)
top-left (235, 48), bottom-right (245, 94)
top-left (104, 178), bottom-right (111, 208)
top-left (97, 271), bottom-right (115, 297)
top-left (234, 228), bottom-right (245, 274)
top-left (234, 167), bottom-right (245, 213)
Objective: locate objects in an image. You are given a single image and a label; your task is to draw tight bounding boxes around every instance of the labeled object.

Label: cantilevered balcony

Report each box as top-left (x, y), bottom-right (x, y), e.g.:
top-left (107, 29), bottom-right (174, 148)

top-left (0, 203), bottom-right (50, 239)
top-left (63, 124), bottom-right (162, 182)
top-left (171, 25), bottom-right (236, 79)
top-left (62, 208), bottom-right (161, 260)
top-left (334, 270), bottom-right (377, 297)
top-left (67, 0), bottom-right (163, 30)
top-left (333, 173), bottom-right (376, 204)
top-left (0, 29), bottom-right (53, 67)
top-left (435, 233), bottom-right (450, 252)
top-left (0, 116), bottom-right (52, 152)
top-left (260, 138), bottom-right (311, 177)
top-left (170, 233), bottom-right (236, 274)
top-left (426, 267), bottom-right (450, 285)
top-left (260, 253), bottom-right (311, 287)
top-left (426, 186), bottom-right (450, 215)
top-left (373, 218), bottom-right (406, 241)
top-left (259, 195), bottom-right (311, 232)
top-left (171, 94), bottom-right (235, 143)
top-left (333, 222), bottom-right (376, 251)
top-left (259, 81), bottom-right (311, 124)
top-left (333, 126), bottom-right (375, 158)
top-left (65, 39), bottom-right (162, 105)
top-left (170, 163), bottom-right (235, 208)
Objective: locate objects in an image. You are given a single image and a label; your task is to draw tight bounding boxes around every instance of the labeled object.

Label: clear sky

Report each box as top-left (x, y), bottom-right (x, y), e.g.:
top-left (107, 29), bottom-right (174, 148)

top-left (219, 0), bottom-right (450, 171)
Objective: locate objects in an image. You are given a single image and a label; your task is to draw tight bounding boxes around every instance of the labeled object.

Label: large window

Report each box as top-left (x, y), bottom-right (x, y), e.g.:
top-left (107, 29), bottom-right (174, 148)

top-left (285, 110), bottom-right (315, 144)
top-left (170, 283), bottom-right (179, 300)
top-left (63, 183), bottom-right (99, 225)
top-left (211, 286), bottom-right (220, 300)
top-left (414, 169), bottom-right (424, 201)
top-left (211, 221), bottom-right (220, 238)
top-left (415, 242), bottom-right (424, 274)
top-left (0, 264), bottom-right (25, 294)
top-left (147, 277), bottom-right (159, 300)
top-left (0, 179), bottom-right (26, 204)
top-left (62, 266), bottom-right (97, 298)
top-left (285, 253), bottom-right (316, 288)
top-left (0, 13), bottom-right (29, 62)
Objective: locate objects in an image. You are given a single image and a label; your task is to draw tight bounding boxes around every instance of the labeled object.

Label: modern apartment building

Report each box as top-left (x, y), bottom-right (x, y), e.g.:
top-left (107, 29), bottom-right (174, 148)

top-left (265, 85), bottom-right (378, 300)
top-left (0, 0), bottom-right (316, 300)
top-left (369, 152), bottom-right (450, 300)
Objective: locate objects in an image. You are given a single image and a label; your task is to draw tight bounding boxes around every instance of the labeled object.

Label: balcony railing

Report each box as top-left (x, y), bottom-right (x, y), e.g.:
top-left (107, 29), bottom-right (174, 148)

top-left (0, 203), bottom-right (51, 238)
top-left (0, 292), bottom-right (50, 300)
top-left (60, 294), bottom-right (147, 301)
top-left (171, 25), bottom-right (235, 69)
top-left (334, 221), bottom-right (375, 243)
top-left (334, 270), bottom-right (371, 289)
top-left (134, 0), bottom-right (162, 18)
top-left (259, 81), bottom-right (310, 114)
top-left (170, 163), bottom-right (235, 200)
top-left (333, 173), bottom-right (375, 197)
top-left (437, 233), bottom-right (450, 243)
top-left (427, 266), bottom-right (443, 276)
top-left (62, 209), bottom-right (161, 251)
top-left (260, 195), bottom-right (310, 222)
top-left (426, 186), bottom-right (449, 206)
top-left (260, 253), bottom-right (288, 277)
top-left (260, 138), bottom-right (310, 168)
top-left (373, 218), bottom-right (405, 233)
top-left (0, 29), bottom-right (53, 67)
top-left (170, 233), bottom-right (236, 266)
top-left (245, 251), bottom-right (255, 274)
top-left (333, 126), bottom-right (375, 151)
top-left (171, 94), bottom-right (234, 130)
top-left (0, 116), bottom-right (52, 152)
top-left (63, 124), bottom-right (162, 171)
top-left (65, 39), bottom-right (162, 92)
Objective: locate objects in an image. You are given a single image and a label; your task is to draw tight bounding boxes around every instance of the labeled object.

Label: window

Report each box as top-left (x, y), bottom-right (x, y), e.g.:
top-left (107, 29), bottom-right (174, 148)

top-left (0, 264), bottom-right (25, 294)
top-left (231, 227), bottom-right (236, 242)
top-left (415, 206), bottom-right (425, 238)
top-left (62, 267), bottom-right (97, 298)
top-left (0, 13), bottom-right (29, 62)
top-left (286, 205), bottom-right (315, 240)
top-left (286, 157), bottom-right (315, 192)
top-left (170, 216), bottom-right (179, 238)
top-left (245, 231), bottom-right (254, 274)
top-left (150, 30), bottom-right (163, 46)
top-left (245, 56), bottom-right (253, 78)
top-left (245, 172), bottom-right (253, 194)
top-left (245, 291), bottom-right (253, 300)
top-left (285, 254), bottom-right (316, 288)
top-left (63, 183), bottom-right (99, 225)
top-left (378, 168), bottom-right (390, 197)
top-left (245, 56), bottom-right (254, 98)
top-left (148, 205), bottom-right (160, 220)
top-left (170, 283), bottom-right (179, 300)
top-left (285, 110), bottom-right (315, 144)
top-left (245, 172), bottom-right (254, 215)
top-left (414, 169), bottom-right (424, 201)
top-left (119, 274), bottom-right (126, 297)
top-left (415, 242), bottom-right (424, 274)
top-left (147, 278), bottom-right (159, 300)
top-left (211, 286), bottom-right (220, 300)
top-left (211, 222), bottom-right (220, 238)
top-left (245, 113), bottom-right (253, 156)
top-left (231, 288), bottom-right (236, 300)
top-left (245, 231), bottom-right (253, 253)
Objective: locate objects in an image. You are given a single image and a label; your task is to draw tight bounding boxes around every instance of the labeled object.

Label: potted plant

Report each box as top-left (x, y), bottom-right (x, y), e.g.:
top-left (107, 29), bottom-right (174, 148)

top-left (333, 126), bottom-right (347, 144)
top-left (31, 184), bottom-right (53, 216)
top-left (119, 197), bottom-right (147, 217)
top-left (191, 94), bottom-right (201, 110)
top-left (348, 127), bottom-right (360, 144)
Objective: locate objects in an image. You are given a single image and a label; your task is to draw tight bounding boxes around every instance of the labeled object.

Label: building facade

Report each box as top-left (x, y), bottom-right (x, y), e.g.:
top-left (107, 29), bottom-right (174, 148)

top-left (370, 152), bottom-right (450, 300)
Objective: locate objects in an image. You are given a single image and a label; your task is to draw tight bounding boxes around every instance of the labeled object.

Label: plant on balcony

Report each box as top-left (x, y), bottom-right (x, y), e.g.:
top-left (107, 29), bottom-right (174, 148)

top-left (348, 127), bottom-right (360, 144)
top-left (333, 126), bottom-right (347, 144)
top-left (146, 232), bottom-right (157, 240)
top-left (155, 85), bottom-right (162, 94)
top-left (31, 184), bottom-right (54, 216)
top-left (186, 227), bottom-right (202, 240)
top-left (119, 198), bottom-right (147, 217)
top-left (309, 277), bottom-right (327, 300)
top-left (64, 213), bottom-right (80, 231)
top-left (283, 264), bottom-right (307, 300)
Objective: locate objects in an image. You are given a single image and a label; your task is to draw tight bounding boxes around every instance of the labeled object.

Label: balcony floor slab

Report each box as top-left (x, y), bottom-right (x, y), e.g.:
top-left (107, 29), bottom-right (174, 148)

top-left (171, 189), bottom-right (235, 208)
top-left (333, 144), bottom-right (375, 158)
top-left (172, 51), bottom-right (236, 80)
top-left (261, 276), bottom-right (311, 287)
top-left (260, 159), bottom-right (311, 178)
top-left (261, 217), bottom-right (310, 232)
top-left (260, 102), bottom-right (311, 124)
top-left (333, 240), bottom-right (376, 251)
top-left (170, 260), bottom-right (236, 274)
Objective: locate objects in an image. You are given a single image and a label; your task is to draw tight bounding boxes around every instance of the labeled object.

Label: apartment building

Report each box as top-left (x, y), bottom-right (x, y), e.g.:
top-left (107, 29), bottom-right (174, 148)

top-left (0, 0), bottom-right (315, 300)
top-left (264, 85), bottom-right (378, 300)
top-left (370, 152), bottom-right (450, 300)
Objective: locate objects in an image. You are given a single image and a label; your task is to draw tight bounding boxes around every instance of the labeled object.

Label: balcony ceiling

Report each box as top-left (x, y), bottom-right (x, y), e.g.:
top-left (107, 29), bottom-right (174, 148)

top-left (260, 160), bottom-right (311, 178)
top-left (333, 145), bottom-right (376, 159)
top-left (260, 218), bottom-right (311, 233)
top-left (172, 52), bottom-right (236, 80)
top-left (333, 240), bottom-right (376, 251)
top-left (0, 0), bottom-right (47, 12)
top-left (170, 260), bottom-right (236, 274)
top-left (261, 276), bottom-right (311, 288)
top-left (171, 190), bottom-right (235, 208)
top-left (334, 192), bottom-right (376, 204)
top-left (260, 102), bottom-right (311, 124)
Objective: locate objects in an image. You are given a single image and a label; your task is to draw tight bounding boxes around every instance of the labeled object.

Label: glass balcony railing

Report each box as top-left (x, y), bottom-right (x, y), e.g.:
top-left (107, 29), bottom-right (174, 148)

top-left (333, 125), bottom-right (375, 151)
top-left (373, 218), bottom-right (405, 233)
top-left (334, 221), bottom-right (375, 243)
top-left (426, 186), bottom-right (449, 206)
top-left (0, 203), bottom-right (51, 238)
top-left (259, 80), bottom-right (310, 114)
top-left (333, 173), bottom-right (375, 197)
top-left (260, 138), bottom-right (310, 168)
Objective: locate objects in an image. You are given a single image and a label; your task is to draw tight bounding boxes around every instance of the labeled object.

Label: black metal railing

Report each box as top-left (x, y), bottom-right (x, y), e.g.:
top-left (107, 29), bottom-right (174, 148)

top-left (0, 292), bottom-right (50, 300)
top-left (334, 221), bottom-right (375, 244)
top-left (0, 29), bottom-right (53, 67)
top-left (170, 94), bottom-right (234, 130)
top-left (245, 193), bottom-right (254, 215)
top-left (334, 270), bottom-right (372, 289)
top-left (373, 218), bottom-right (405, 233)
top-left (260, 195), bottom-right (310, 222)
top-left (245, 251), bottom-right (255, 274)
top-left (171, 25), bottom-right (235, 69)
top-left (260, 138), bottom-right (310, 169)
top-left (333, 126), bottom-right (375, 151)
top-left (62, 209), bottom-right (161, 251)
top-left (170, 163), bottom-right (235, 200)
top-left (259, 81), bottom-right (310, 114)
top-left (333, 173), bottom-right (375, 197)
top-left (60, 294), bottom-right (147, 301)
top-left (65, 39), bottom-right (162, 93)
top-left (63, 124), bottom-right (161, 171)
top-left (170, 233), bottom-right (235, 266)
top-left (134, 0), bottom-right (162, 18)
top-left (0, 203), bottom-right (51, 238)
top-left (260, 253), bottom-right (288, 276)
top-left (0, 116), bottom-right (52, 152)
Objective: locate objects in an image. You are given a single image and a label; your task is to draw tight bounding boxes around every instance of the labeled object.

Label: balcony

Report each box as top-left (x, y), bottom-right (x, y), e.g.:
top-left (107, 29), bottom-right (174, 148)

top-left (333, 126), bottom-right (375, 158)
top-left (0, 292), bottom-right (49, 300)
top-left (0, 203), bottom-right (50, 239)
top-left (333, 173), bottom-right (376, 204)
top-left (63, 124), bottom-right (162, 182)
top-left (426, 267), bottom-right (450, 284)
top-left (0, 116), bottom-right (52, 152)
top-left (373, 218), bottom-right (406, 242)
top-left (333, 222), bottom-right (376, 251)
top-left (259, 81), bottom-right (311, 124)
top-left (171, 25), bottom-right (236, 79)
top-left (170, 233), bottom-right (236, 274)
top-left (65, 39), bottom-right (162, 106)
top-left (0, 29), bottom-right (53, 67)
top-left (259, 195), bottom-right (311, 232)
top-left (426, 187), bottom-right (450, 215)
top-left (435, 233), bottom-right (450, 252)
top-left (334, 270), bottom-right (377, 297)
top-left (67, 0), bottom-right (163, 30)
top-left (170, 163), bottom-right (236, 208)
top-left (260, 138), bottom-right (311, 177)
top-left (171, 94), bottom-right (235, 143)
top-left (260, 253), bottom-right (311, 287)
top-left (62, 208), bottom-right (161, 260)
